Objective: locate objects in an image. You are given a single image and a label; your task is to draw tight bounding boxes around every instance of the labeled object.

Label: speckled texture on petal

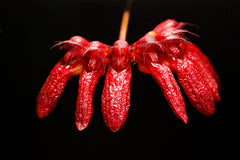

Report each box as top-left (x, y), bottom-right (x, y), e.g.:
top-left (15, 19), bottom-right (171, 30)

top-left (101, 66), bottom-right (131, 132)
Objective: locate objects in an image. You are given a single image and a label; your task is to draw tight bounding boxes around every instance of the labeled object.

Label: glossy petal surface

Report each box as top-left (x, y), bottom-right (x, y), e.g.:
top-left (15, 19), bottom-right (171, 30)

top-left (36, 19), bottom-right (221, 132)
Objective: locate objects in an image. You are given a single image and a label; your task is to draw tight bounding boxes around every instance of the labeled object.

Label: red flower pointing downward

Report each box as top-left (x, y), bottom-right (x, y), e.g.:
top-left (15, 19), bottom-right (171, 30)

top-left (36, 8), bottom-right (221, 132)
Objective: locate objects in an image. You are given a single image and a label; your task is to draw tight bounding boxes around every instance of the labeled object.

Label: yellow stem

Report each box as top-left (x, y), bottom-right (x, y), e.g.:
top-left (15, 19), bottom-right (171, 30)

top-left (119, 0), bottom-right (133, 41)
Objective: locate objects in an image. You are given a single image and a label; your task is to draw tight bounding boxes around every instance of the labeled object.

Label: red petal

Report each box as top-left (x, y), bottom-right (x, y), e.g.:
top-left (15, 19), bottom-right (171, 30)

top-left (149, 63), bottom-right (187, 123)
top-left (171, 59), bottom-right (215, 116)
top-left (36, 62), bottom-right (72, 118)
top-left (101, 66), bottom-right (131, 132)
top-left (187, 43), bottom-right (221, 87)
top-left (186, 49), bottom-right (220, 101)
top-left (75, 69), bottom-right (100, 131)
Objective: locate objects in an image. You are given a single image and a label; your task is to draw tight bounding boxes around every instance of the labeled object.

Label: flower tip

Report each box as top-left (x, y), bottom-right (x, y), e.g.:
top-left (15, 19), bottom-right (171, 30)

top-left (205, 109), bottom-right (215, 116)
top-left (75, 122), bottom-right (88, 131)
top-left (198, 105), bottom-right (215, 116)
top-left (109, 127), bottom-right (121, 133)
top-left (36, 111), bottom-right (49, 119)
top-left (182, 115), bottom-right (188, 124)
top-left (106, 124), bottom-right (123, 132)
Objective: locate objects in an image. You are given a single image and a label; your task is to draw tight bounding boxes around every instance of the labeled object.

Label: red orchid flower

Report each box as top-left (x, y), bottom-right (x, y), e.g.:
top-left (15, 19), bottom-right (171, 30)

top-left (36, 3), bottom-right (220, 132)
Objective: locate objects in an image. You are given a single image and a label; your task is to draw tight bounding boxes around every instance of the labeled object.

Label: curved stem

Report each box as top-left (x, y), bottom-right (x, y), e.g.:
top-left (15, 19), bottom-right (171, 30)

top-left (119, 0), bottom-right (133, 41)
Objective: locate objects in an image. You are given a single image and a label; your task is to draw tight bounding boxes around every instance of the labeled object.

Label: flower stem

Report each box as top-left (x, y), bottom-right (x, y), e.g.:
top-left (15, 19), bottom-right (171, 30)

top-left (119, 0), bottom-right (133, 41)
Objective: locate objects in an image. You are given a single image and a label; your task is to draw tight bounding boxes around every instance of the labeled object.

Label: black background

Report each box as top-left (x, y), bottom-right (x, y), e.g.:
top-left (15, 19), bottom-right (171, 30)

top-left (1, 0), bottom-right (239, 159)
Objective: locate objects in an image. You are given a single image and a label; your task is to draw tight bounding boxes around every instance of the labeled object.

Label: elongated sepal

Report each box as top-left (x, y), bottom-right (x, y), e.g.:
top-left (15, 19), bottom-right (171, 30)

top-left (36, 62), bottom-right (73, 118)
top-left (149, 63), bottom-right (187, 123)
top-left (185, 45), bottom-right (220, 102)
top-left (75, 70), bottom-right (101, 131)
top-left (101, 66), bottom-right (131, 132)
top-left (171, 59), bottom-right (215, 116)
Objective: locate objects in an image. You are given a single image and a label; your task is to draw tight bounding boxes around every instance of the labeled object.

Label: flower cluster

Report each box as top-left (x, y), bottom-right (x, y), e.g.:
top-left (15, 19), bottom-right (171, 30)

top-left (36, 19), bottom-right (220, 132)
